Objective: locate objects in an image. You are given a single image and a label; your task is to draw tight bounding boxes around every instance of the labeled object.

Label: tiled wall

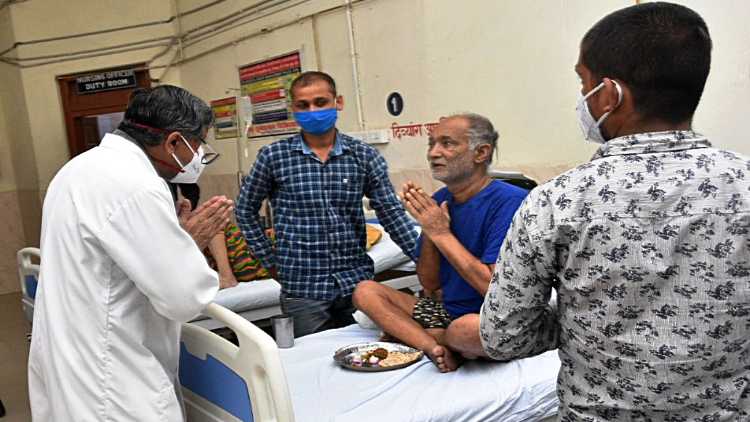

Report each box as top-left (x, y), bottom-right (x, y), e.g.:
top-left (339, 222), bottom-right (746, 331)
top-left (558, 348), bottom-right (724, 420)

top-left (198, 173), bottom-right (241, 205)
top-left (0, 190), bottom-right (31, 295)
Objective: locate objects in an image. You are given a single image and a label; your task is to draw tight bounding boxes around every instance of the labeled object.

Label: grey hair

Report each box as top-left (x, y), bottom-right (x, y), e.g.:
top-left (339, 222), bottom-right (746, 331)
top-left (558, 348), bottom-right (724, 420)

top-left (448, 112), bottom-right (499, 165)
top-left (118, 85), bottom-right (214, 146)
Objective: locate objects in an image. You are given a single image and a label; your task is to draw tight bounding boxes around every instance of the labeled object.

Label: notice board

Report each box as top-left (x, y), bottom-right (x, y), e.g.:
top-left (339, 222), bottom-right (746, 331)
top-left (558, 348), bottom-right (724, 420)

top-left (210, 97), bottom-right (239, 139)
top-left (239, 52), bottom-right (301, 138)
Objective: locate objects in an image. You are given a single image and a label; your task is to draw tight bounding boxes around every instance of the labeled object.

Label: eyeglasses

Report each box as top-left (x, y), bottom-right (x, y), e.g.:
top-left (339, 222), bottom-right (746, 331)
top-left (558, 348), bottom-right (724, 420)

top-left (201, 143), bottom-right (220, 165)
top-left (129, 121), bottom-right (220, 165)
top-left (182, 135), bottom-right (220, 166)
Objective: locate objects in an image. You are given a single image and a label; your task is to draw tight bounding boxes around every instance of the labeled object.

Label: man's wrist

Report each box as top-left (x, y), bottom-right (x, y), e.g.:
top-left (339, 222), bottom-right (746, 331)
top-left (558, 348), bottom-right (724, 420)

top-left (426, 229), bottom-right (452, 244)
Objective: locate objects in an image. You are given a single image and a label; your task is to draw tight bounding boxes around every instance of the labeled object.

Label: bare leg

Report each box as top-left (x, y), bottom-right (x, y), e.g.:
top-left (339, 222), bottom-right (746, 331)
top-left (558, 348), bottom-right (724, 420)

top-left (353, 281), bottom-right (459, 372)
top-left (425, 328), bottom-right (446, 345)
top-left (444, 314), bottom-right (488, 360)
top-left (207, 231), bottom-right (238, 289)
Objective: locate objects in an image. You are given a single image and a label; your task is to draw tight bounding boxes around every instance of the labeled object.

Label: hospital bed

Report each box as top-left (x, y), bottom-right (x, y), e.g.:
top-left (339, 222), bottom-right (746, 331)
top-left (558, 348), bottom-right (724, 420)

top-left (180, 277), bottom-right (560, 422)
top-left (17, 247), bottom-right (40, 325)
top-left (181, 303), bottom-right (295, 422)
top-left (190, 223), bottom-right (418, 330)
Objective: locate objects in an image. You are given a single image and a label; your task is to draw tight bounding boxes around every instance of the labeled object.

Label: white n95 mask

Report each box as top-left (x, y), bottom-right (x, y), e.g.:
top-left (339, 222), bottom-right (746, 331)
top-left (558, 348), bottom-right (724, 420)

top-left (576, 80), bottom-right (623, 144)
top-left (169, 136), bottom-right (206, 184)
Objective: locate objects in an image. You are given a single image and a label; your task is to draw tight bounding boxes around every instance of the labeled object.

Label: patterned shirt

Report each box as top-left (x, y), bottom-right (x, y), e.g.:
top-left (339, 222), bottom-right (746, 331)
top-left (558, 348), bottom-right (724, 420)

top-left (236, 131), bottom-right (418, 300)
top-left (480, 131), bottom-right (750, 421)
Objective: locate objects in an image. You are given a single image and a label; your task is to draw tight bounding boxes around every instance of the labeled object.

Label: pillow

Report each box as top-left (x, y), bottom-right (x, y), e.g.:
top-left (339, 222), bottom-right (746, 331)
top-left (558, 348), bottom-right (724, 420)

top-left (353, 310), bottom-right (380, 330)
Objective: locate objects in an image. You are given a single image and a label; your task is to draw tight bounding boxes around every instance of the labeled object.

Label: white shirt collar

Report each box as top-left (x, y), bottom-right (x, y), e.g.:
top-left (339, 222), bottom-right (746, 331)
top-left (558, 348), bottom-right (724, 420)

top-left (98, 131), bottom-right (160, 178)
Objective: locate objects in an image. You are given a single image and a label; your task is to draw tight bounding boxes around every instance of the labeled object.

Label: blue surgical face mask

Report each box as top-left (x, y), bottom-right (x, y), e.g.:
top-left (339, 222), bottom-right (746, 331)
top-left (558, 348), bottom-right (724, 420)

top-left (293, 108), bottom-right (338, 135)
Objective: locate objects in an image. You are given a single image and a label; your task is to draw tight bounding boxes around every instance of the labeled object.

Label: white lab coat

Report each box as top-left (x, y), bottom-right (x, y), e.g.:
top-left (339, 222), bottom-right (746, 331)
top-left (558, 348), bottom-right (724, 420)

top-left (28, 133), bottom-right (219, 421)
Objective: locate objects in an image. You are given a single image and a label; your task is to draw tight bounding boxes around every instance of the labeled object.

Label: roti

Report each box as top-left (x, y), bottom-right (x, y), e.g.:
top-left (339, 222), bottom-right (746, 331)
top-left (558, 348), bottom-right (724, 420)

top-left (366, 224), bottom-right (382, 250)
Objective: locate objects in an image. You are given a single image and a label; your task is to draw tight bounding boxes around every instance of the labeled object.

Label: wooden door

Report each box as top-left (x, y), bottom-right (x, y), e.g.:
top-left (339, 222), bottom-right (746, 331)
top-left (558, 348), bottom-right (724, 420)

top-left (57, 64), bottom-right (151, 157)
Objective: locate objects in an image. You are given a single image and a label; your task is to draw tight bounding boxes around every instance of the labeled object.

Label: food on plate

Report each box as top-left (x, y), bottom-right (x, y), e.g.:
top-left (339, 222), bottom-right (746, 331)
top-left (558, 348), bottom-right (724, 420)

top-left (352, 347), bottom-right (390, 367)
top-left (372, 348), bottom-right (389, 359)
top-left (335, 342), bottom-right (424, 371)
top-left (379, 351), bottom-right (422, 368)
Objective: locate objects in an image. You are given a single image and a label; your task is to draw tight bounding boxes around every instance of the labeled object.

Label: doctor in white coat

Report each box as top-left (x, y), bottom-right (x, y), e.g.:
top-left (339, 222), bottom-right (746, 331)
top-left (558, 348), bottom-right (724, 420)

top-left (28, 85), bottom-right (233, 421)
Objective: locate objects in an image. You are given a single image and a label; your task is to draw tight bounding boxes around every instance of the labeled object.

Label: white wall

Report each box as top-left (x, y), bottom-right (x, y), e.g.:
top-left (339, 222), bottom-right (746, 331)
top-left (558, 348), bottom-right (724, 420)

top-left (670, 0), bottom-right (750, 155)
top-left (348, 0), bottom-right (633, 180)
top-left (175, 0), bottom-right (750, 187)
top-left (0, 5), bottom-right (37, 294)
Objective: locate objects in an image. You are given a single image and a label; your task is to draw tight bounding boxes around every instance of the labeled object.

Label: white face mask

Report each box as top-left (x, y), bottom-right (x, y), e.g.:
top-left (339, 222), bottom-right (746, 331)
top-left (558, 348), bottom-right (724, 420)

top-left (576, 80), bottom-right (623, 144)
top-left (169, 136), bottom-right (206, 184)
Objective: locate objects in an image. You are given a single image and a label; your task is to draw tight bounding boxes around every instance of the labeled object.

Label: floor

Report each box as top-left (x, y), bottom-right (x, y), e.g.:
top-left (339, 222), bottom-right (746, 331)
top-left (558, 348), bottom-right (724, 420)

top-left (0, 292), bottom-right (31, 421)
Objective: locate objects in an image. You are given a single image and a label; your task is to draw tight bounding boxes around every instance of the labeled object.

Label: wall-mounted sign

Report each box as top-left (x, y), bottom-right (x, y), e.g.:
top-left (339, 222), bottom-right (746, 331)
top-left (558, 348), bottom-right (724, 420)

top-left (386, 92), bottom-right (404, 116)
top-left (76, 69), bottom-right (136, 94)
top-left (390, 122), bottom-right (439, 140)
top-left (239, 52), bottom-right (301, 138)
top-left (210, 97), bottom-right (239, 139)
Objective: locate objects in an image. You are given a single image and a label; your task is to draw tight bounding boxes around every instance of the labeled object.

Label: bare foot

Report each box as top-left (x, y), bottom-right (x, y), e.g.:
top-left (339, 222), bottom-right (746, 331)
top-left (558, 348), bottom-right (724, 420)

top-left (427, 344), bottom-right (460, 373)
top-left (219, 273), bottom-right (238, 289)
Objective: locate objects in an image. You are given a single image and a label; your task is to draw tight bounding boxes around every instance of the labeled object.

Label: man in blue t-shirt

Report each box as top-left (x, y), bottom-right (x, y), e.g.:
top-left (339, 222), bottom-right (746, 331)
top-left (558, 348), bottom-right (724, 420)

top-left (353, 113), bottom-right (527, 372)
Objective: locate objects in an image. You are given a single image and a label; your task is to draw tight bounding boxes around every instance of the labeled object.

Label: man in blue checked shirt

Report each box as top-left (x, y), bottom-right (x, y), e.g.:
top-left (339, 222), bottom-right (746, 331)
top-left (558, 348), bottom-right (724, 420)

top-left (236, 71), bottom-right (419, 337)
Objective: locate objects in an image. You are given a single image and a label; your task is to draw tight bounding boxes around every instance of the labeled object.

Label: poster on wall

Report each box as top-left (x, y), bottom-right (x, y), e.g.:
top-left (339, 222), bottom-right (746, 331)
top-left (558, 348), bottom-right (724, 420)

top-left (239, 51), bottom-right (301, 138)
top-left (210, 97), bottom-right (239, 139)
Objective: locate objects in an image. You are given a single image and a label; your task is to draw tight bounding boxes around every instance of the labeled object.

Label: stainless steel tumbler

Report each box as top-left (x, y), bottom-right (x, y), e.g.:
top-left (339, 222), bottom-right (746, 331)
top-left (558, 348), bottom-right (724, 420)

top-left (271, 314), bottom-right (294, 348)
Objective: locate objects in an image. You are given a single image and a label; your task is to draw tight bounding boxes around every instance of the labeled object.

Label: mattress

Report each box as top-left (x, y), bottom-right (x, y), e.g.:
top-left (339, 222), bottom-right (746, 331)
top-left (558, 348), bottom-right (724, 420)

top-left (279, 324), bottom-right (560, 422)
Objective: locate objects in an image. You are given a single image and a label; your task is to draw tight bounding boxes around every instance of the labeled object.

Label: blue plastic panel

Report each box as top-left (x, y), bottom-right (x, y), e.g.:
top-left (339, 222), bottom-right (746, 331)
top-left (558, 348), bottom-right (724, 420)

top-left (25, 275), bottom-right (38, 300)
top-left (179, 342), bottom-right (253, 422)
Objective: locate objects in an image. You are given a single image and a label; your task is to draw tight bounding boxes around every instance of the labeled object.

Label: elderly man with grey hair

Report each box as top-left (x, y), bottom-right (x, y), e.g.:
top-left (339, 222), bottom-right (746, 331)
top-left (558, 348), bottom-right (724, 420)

top-left (353, 113), bottom-right (527, 372)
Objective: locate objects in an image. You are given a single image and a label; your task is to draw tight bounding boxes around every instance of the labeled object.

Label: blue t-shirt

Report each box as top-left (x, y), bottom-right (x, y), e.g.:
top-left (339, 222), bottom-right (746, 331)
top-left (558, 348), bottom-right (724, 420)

top-left (417, 180), bottom-right (528, 318)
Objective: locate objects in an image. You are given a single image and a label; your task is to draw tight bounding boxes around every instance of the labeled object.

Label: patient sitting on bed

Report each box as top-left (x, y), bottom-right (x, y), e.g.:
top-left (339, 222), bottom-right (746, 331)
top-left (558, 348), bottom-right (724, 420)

top-left (353, 114), bottom-right (527, 372)
top-left (171, 183), bottom-right (269, 289)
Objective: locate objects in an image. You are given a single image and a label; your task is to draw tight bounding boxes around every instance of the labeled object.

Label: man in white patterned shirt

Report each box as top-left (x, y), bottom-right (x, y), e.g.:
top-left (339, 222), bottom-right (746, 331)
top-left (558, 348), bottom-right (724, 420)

top-left (449, 3), bottom-right (750, 421)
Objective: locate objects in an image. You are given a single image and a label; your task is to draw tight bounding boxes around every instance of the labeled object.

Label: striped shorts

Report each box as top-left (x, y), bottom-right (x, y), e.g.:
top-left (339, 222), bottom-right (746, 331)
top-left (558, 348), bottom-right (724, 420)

top-left (412, 297), bottom-right (453, 329)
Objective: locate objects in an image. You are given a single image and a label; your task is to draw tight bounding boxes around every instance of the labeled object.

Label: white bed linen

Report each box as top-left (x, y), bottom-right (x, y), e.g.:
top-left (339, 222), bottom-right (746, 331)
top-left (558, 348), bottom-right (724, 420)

top-left (367, 223), bottom-right (417, 273)
top-left (211, 278), bottom-right (281, 313)
top-left (279, 324), bottom-right (560, 422)
top-left (392, 261), bottom-right (416, 272)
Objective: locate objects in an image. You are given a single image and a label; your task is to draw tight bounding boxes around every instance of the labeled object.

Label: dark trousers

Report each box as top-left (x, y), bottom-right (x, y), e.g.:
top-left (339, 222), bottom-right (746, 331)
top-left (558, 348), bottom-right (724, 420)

top-left (280, 294), bottom-right (356, 338)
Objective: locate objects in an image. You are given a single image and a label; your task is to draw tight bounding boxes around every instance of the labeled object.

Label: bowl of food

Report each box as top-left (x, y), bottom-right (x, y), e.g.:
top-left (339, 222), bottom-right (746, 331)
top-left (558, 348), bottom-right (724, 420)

top-left (333, 342), bottom-right (424, 372)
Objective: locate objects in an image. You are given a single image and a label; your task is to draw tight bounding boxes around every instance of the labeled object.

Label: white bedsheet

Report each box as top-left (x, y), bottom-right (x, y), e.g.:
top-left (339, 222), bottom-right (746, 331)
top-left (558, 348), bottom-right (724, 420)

top-left (211, 278), bottom-right (281, 313)
top-left (279, 325), bottom-right (560, 422)
top-left (367, 223), bottom-right (416, 273)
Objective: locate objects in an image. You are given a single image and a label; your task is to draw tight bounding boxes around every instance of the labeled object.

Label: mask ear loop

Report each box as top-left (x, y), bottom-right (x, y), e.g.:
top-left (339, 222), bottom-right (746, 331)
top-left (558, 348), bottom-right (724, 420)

top-left (170, 135), bottom-right (200, 173)
top-left (179, 135), bottom-right (198, 155)
top-left (153, 155), bottom-right (184, 173)
top-left (171, 153), bottom-right (187, 171)
top-left (595, 80), bottom-right (623, 126)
